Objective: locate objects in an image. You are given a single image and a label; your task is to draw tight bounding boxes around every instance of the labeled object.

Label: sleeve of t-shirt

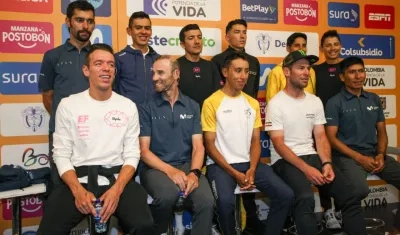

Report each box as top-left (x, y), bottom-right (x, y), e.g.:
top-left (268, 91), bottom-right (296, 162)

top-left (192, 102), bottom-right (202, 135)
top-left (325, 98), bottom-right (339, 126)
top-left (254, 101), bottom-right (262, 128)
top-left (122, 103), bottom-right (141, 169)
top-left (137, 102), bottom-right (152, 137)
top-left (201, 99), bottom-right (217, 132)
top-left (38, 51), bottom-right (55, 92)
top-left (265, 101), bottom-right (283, 131)
top-left (314, 97), bottom-right (327, 125)
top-left (375, 95), bottom-right (386, 123)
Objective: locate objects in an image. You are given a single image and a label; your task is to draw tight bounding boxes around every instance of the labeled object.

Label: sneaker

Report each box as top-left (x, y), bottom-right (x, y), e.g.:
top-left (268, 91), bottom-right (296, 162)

top-left (211, 224), bottom-right (220, 235)
top-left (324, 208), bottom-right (342, 229)
top-left (174, 228), bottom-right (185, 235)
top-left (334, 209), bottom-right (342, 225)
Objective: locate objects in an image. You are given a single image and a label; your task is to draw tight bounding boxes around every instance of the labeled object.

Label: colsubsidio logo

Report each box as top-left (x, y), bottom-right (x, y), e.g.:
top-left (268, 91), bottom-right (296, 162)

top-left (259, 64), bottom-right (276, 91)
top-left (340, 34), bottom-right (395, 59)
top-left (61, 24), bottom-right (112, 46)
top-left (0, 62), bottom-right (41, 95)
top-left (328, 2), bottom-right (360, 28)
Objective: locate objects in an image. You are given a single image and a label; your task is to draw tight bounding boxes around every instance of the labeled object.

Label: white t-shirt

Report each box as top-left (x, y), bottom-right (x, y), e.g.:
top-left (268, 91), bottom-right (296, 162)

top-left (53, 90), bottom-right (140, 185)
top-left (265, 91), bottom-right (326, 164)
top-left (201, 90), bottom-right (262, 165)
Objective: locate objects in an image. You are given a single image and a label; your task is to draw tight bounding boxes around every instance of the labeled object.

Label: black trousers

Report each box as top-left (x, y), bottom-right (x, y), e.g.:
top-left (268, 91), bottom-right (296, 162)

top-left (37, 182), bottom-right (156, 235)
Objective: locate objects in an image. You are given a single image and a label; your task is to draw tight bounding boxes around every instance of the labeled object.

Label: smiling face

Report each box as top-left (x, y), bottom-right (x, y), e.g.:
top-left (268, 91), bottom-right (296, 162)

top-left (321, 36), bottom-right (341, 61)
top-left (222, 58), bottom-right (249, 91)
top-left (127, 18), bottom-right (152, 48)
top-left (83, 49), bottom-right (115, 92)
top-left (152, 58), bottom-right (179, 93)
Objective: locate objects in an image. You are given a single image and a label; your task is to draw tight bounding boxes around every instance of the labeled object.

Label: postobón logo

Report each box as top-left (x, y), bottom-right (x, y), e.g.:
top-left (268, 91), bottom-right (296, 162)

top-left (3, 196), bottom-right (44, 219)
top-left (283, 0), bottom-right (318, 26)
top-left (0, 103), bottom-right (49, 137)
top-left (62, 24), bottom-right (112, 46)
top-left (245, 30), bottom-right (319, 58)
top-left (364, 4), bottom-right (394, 29)
top-left (340, 34), bottom-right (395, 59)
top-left (0, 62), bottom-right (41, 95)
top-left (62, 0), bottom-right (111, 17)
top-left (0, 20), bottom-right (53, 54)
top-left (0, 0), bottom-right (52, 14)
top-left (127, 26), bottom-right (221, 56)
top-left (259, 64), bottom-right (276, 91)
top-left (328, 2), bottom-right (359, 28)
top-left (127, 0), bottom-right (221, 21)
top-left (364, 65), bottom-right (395, 89)
top-left (379, 95), bottom-right (396, 119)
top-left (240, 0), bottom-right (277, 24)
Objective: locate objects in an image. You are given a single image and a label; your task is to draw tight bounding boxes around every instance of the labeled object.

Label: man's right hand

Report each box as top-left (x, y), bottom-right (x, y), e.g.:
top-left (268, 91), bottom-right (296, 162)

top-left (234, 171), bottom-right (250, 190)
top-left (303, 166), bottom-right (326, 186)
top-left (356, 154), bottom-right (377, 172)
top-left (73, 187), bottom-right (96, 216)
top-left (165, 167), bottom-right (188, 191)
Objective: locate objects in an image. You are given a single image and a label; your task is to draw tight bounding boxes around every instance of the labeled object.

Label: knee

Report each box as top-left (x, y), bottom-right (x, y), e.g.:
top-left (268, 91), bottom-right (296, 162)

top-left (194, 192), bottom-right (214, 212)
top-left (153, 186), bottom-right (180, 208)
top-left (279, 187), bottom-right (294, 206)
top-left (353, 184), bottom-right (369, 201)
top-left (216, 192), bottom-right (235, 208)
top-left (295, 191), bottom-right (315, 207)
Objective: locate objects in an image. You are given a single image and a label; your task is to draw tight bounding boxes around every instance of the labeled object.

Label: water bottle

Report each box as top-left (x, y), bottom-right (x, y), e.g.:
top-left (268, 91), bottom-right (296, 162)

top-left (175, 191), bottom-right (185, 213)
top-left (93, 199), bottom-right (107, 233)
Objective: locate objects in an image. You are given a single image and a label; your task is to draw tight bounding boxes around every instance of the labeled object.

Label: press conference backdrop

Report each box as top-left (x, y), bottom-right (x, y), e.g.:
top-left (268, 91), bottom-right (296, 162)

top-left (0, 0), bottom-right (399, 233)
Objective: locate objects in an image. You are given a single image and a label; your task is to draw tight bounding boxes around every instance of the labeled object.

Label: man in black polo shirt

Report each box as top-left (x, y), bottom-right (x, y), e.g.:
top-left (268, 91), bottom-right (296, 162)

top-left (325, 56), bottom-right (400, 208)
top-left (138, 55), bottom-right (214, 235)
top-left (38, 1), bottom-right (95, 186)
top-left (177, 24), bottom-right (222, 110)
top-left (211, 19), bottom-right (262, 234)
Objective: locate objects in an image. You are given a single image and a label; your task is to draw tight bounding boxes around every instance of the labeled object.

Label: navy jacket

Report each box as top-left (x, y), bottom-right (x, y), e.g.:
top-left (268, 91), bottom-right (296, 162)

top-left (114, 45), bottom-right (159, 104)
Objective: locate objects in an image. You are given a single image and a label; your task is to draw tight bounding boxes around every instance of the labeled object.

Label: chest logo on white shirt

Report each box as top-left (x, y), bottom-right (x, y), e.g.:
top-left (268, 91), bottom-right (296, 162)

top-left (104, 110), bottom-right (128, 127)
top-left (244, 108), bottom-right (252, 118)
top-left (306, 113), bottom-right (315, 119)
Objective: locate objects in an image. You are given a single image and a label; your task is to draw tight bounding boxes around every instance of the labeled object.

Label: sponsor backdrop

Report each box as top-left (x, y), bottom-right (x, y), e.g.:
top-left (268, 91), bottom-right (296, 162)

top-left (0, 0), bottom-right (399, 233)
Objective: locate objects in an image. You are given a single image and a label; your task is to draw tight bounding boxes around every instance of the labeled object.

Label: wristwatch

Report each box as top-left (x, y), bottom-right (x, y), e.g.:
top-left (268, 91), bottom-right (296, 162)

top-left (189, 169), bottom-right (202, 178)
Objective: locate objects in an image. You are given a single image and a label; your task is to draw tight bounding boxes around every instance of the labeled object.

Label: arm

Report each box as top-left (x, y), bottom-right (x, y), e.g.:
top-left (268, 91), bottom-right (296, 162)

top-left (313, 125), bottom-right (331, 163)
top-left (39, 52), bottom-right (55, 114)
top-left (265, 68), bottom-right (280, 103)
top-left (376, 122), bottom-right (388, 155)
top-left (190, 104), bottom-right (205, 170)
top-left (253, 60), bottom-right (260, 98)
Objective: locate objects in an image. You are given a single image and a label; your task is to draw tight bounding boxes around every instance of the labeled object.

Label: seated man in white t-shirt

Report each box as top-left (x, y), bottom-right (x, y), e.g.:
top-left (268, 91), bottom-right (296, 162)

top-left (265, 50), bottom-right (366, 235)
top-left (37, 44), bottom-right (156, 235)
top-left (202, 52), bottom-right (294, 235)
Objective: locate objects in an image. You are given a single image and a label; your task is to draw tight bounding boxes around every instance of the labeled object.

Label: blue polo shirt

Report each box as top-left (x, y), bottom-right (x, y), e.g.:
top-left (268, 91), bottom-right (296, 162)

top-left (38, 39), bottom-right (91, 133)
top-left (325, 87), bottom-right (385, 155)
top-left (138, 91), bottom-right (202, 165)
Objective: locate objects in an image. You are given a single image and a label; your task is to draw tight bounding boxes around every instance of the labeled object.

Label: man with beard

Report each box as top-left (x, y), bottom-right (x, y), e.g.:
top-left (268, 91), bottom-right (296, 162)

top-left (114, 11), bottom-right (159, 104)
top-left (39, 0), bottom-right (96, 186)
top-left (138, 55), bottom-right (214, 235)
top-left (177, 24), bottom-right (222, 110)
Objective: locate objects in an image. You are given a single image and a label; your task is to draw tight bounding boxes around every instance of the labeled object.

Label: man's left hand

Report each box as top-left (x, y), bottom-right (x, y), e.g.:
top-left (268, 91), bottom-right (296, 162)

top-left (184, 173), bottom-right (199, 198)
top-left (322, 164), bottom-right (335, 183)
top-left (372, 154), bottom-right (385, 173)
top-left (99, 186), bottom-right (121, 223)
top-left (242, 169), bottom-right (256, 191)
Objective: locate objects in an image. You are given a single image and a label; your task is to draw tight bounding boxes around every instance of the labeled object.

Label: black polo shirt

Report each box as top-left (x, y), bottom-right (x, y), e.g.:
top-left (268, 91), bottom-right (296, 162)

top-left (314, 62), bottom-right (343, 107)
top-left (138, 91), bottom-right (202, 165)
top-left (38, 39), bottom-right (91, 133)
top-left (325, 87), bottom-right (385, 155)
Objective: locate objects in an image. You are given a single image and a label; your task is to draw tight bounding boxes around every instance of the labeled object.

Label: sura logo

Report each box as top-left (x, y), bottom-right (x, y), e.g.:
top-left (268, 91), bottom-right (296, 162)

top-left (3, 25), bottom-right (51, 49)
top-left (2, 72), bottom-right (37, 84)
top-left (286, 3), bottom-right (317, 21)
top-left (329, 9), bottom-right (358, 22)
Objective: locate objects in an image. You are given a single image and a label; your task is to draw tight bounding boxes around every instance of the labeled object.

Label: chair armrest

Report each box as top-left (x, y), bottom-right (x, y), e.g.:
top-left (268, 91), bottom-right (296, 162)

top-left (387, 146), bottom-right (400, 155)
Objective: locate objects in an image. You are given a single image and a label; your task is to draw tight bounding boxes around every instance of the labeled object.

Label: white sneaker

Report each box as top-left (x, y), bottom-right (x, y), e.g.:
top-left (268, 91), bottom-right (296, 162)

top-left (324, 208), bottom-right (342, 229)
top-left (174, 228), bottom-right (185, 235)
top-left (211, 224), bottom-right (220, 235)
top-left (334, 209), bottom-right (342, 225)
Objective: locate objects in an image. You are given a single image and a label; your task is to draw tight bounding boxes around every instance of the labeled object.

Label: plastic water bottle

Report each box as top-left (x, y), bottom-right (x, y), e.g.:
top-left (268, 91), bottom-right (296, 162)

top-left (94, 199), bottom-right (107, 233)
top-left (175, 191), bottom-right (185, 213)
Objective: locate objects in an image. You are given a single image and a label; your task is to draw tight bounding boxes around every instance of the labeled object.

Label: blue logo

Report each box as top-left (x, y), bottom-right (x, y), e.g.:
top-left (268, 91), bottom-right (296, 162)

top-left (0, 62), bottom-right (41, 95)
top-left (259, 64), bottom-right (276, 91)
top-left (61, 0), bottom-right (110, 17)
top-left (260, 131), bottom-right (271, 158)
top-left (240, 0), bottom-right (277, 23)
top-left (62, 24), bottom-right (112, 46)
top-left (328, 2), bottom-right (359, 28)
top-left (340, 34), bottom-right (395, 59)
top-left (144, 0), bottom-right (167, 16)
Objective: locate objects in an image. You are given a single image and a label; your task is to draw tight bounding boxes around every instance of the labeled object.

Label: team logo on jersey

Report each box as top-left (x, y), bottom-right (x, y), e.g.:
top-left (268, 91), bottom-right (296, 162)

top-left (193, 67), bottom-right (200, 73)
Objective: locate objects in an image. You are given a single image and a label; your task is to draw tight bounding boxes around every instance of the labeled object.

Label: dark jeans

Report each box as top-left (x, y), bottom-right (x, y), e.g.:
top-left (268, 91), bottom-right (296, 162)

top-left (140, 162), bottom-right (214, 235)
top-left (37, 182), bottom-right (156, 235)
top-left (272, 155), bottom-right (367, 235)
top-left (206, 162), bottom-right (294, 235)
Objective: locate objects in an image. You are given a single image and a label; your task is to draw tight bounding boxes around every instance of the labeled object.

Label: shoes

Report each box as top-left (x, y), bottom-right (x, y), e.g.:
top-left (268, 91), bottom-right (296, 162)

top-left (211, 224), bottom-right (220, 235)
top-left (174, 228), bottom-right (185, 235)
top-left (324, 208), bottom-right (342, 229)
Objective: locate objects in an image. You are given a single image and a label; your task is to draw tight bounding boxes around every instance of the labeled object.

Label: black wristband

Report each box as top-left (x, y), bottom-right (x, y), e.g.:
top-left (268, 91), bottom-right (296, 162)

top-left (189, 169), bottom-right (202, 178)
top-left (321, 161), bottom-right (332, 168)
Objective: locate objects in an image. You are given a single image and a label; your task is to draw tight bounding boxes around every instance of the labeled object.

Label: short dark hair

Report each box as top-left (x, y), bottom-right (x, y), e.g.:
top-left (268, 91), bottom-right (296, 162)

top-left (85, 43), bottom-right (114, 66)
top-left (128, 11), bottom-right (151, 28)
top-left (321, 30), bottom-right (341, 46)
top-left (225, 19), bottom-right (247, 34)
top-left (286, 32), bottom-right (307, 47)
top-left (66, 0), bottom-right (95, 19)
top-left (223, 52), bottom-right (248, 69)
top-left (179, 24), bottom-right (201, 43)
top-left (340, 56), bottom-right (364, 74)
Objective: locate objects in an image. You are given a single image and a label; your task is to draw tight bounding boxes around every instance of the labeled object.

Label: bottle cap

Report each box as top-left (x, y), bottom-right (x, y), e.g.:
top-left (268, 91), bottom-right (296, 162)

top-left (179, 191), bottom-right (184, 196)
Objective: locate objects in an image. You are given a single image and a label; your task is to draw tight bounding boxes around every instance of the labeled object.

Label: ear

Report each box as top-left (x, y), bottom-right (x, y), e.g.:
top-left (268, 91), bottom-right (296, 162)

top-left (174, 68), bottom-right (180, 80)
top-left (283, 67), bottom-right (290, 77)
top-left (180, 41), bottom-right (185, 50)
top-left (222, 67), bottom-right (228, 78)
top-left (82, 64), bottom-right (90, 77)
top-left (339, 73), bottom-right (345, 82)
top-left (224, 34), bottom-right (229, 43)
top-left (65, 17), bottom-right (70, 28)
top-left (126, 27), bottom-right (131, 36)
top-left (286, 46), bottom-right (290, 53)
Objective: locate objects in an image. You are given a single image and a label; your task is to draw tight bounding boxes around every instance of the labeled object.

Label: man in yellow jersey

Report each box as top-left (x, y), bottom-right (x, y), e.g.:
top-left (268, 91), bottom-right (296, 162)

top-left (266, 32), bottom-right (316, 103)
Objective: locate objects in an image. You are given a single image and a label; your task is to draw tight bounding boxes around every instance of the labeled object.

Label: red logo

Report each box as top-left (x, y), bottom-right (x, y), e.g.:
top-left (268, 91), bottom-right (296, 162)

top-left (328, 67), bottom-right (336, 73)
top-left (104, 110), bottom-right (128, 127)
top-left (193, 67), bottom-right (200, 73)
top-left (364, 5), bottom-right (394, 29)
top-left (284, 0), bottom-right (318, 26)
top-left (257, 98), bottom-right (266, 126)
top-left (0, 0), bottom-right (53, 14)
top-left (0, 20), bottom-right (54, 54)
top-left (2, 196), bottom-right (43, 220)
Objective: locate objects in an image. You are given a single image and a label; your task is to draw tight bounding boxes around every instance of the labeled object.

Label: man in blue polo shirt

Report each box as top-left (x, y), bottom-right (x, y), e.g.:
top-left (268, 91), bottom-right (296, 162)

top-left (325, 56), bottom-right (400, 203)
top-left (138, 55), bottom-right (214, 235)
top-left (38, 1), bottom-right (95, 185)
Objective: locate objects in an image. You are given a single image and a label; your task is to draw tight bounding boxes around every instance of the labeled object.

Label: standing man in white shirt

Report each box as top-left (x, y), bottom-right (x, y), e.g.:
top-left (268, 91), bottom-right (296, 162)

top-left (37, 44), bottom-right (156, 235)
